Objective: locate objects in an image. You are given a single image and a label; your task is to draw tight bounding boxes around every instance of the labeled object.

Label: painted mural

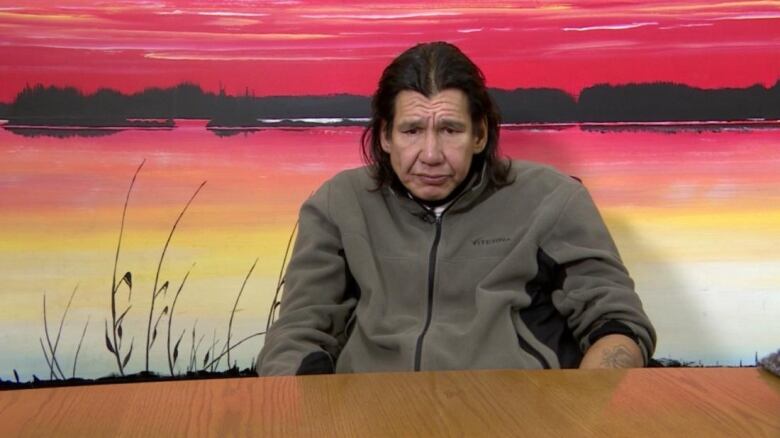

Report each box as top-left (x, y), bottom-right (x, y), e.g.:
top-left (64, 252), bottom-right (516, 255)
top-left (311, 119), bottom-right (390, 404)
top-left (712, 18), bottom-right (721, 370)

top-left (1, 0), bottom-right (779, 383)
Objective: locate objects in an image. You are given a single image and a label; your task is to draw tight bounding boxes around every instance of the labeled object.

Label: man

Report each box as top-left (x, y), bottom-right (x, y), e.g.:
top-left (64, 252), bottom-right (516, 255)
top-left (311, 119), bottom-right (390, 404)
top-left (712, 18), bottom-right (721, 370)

top-left (258, 42), bottom-right (655, 375)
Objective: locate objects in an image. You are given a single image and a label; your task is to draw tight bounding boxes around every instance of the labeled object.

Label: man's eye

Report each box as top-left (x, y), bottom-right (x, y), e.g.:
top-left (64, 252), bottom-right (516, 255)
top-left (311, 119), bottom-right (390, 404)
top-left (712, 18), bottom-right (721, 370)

top-left (403, 128), bottom-right (420, 135)
top-left (442, 127), bottom-right (457, 134)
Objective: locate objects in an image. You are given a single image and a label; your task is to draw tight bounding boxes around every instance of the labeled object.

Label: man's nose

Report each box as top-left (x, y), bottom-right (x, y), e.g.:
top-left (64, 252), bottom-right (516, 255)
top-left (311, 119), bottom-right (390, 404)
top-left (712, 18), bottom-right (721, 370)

top-left (419, 129), bottom-right (444, 165)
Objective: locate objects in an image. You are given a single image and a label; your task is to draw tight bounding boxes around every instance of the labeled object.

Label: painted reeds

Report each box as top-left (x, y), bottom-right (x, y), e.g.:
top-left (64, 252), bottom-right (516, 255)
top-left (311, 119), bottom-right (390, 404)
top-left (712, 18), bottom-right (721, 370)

top-left (166, 264), bottom-right (194, 376)
top-left (199, 259), bottom-right (266, 372)
top-left (266, 221), bottom-right (298, 332)
top-left (186, 320), bottom-right (205, 373)
top-left (103, 160), bottom-right (272, 377)
top-left (106, 159), bottom-right (144, 376)
top-left (40, 285), bottom-right (89, 379)
top-left (226, 258), bottom-right (258, 368)
top-left (145, 181), bottom-right (206, 372)
top-left (31, 160), bottom-right (291, 383)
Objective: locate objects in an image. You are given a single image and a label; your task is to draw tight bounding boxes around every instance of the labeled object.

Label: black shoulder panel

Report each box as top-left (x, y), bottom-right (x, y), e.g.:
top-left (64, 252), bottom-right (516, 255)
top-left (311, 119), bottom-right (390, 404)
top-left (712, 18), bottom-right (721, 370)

top-left (519, 248), bottom-right (583, 368)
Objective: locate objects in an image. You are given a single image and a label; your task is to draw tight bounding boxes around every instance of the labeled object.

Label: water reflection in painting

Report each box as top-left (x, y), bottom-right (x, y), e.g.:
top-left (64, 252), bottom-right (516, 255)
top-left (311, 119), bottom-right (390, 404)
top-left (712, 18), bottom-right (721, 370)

top-left (1, 124), bottom-right (778, 378)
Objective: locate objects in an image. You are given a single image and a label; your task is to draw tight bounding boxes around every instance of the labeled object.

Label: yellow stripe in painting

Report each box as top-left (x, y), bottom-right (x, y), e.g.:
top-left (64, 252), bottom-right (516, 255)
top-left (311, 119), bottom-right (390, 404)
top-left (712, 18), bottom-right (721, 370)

top-left (605, 207), bottom-right (780, 262)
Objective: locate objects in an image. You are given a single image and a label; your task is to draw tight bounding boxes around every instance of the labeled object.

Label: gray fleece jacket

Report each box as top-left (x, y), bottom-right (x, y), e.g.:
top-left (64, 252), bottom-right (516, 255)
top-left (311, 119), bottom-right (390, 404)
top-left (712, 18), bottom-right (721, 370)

top-left (258, 161), bottom-right (656, 375)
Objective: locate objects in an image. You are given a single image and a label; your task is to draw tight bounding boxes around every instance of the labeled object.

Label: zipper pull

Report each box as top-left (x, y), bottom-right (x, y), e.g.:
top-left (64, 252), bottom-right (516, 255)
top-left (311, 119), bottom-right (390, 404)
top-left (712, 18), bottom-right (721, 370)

top-left (413, 210), bottom-right (437, 224)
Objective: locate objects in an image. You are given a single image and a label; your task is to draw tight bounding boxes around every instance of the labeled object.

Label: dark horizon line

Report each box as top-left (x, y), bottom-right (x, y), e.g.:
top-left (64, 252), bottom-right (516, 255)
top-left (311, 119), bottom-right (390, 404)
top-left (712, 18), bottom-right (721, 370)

top-left (3, 78), bottom-right (780, 105)
top-left (6, 80), bottom-right (780, 126)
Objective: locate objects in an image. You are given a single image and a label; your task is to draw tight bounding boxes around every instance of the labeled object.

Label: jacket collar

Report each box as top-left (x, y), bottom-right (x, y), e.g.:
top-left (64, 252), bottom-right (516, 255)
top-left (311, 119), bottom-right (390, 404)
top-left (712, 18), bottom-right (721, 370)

top-left (384, 160), bottom-right (491, 220)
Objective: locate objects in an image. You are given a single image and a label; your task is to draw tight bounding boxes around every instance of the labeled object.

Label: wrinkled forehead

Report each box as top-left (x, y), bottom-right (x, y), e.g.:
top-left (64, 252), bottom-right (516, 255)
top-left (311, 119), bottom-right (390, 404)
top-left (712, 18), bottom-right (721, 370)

top-left (392, 89), bottom-right (471, 124)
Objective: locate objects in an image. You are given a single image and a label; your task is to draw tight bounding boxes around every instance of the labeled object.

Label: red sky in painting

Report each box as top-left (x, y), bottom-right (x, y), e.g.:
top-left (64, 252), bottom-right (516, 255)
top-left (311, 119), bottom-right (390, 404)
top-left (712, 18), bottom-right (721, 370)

top-left (1, 1), bottom-right (780, 102)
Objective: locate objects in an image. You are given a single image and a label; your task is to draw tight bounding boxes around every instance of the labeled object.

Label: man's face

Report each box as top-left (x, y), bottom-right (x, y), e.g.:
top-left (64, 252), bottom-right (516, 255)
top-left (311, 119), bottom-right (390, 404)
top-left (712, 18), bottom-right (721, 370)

top-left (381, 89), bottom-right (487, 202)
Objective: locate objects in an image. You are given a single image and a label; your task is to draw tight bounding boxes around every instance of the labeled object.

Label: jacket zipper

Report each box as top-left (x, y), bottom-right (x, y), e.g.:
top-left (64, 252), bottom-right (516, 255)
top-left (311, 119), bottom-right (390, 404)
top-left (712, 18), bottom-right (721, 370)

top-left (414, 214), bottom-right (442, 371)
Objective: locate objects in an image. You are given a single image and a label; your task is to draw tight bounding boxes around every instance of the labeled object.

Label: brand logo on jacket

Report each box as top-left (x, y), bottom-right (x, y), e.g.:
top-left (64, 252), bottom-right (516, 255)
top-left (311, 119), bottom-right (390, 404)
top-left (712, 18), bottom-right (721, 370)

top-left (472, 237), bottom-right (511, 246)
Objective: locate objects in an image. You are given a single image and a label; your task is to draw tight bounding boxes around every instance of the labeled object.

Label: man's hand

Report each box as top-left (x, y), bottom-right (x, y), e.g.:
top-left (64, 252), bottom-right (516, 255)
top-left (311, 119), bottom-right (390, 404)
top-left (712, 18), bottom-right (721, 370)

top-left (579, 334), bottom-right (644, 369)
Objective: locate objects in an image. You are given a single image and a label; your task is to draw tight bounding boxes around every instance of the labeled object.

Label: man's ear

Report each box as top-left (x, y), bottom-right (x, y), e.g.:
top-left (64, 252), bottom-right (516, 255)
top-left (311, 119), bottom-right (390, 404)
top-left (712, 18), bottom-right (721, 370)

top-left (473, 119), bottom-right (488, 153)
top-left (380, 121), bottom-right (392, 153)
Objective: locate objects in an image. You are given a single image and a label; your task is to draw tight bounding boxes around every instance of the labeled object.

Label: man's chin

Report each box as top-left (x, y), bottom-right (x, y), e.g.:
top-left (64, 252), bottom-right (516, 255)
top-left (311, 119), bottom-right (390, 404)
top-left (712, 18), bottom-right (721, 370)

top-left (409, 186), bottom-right (454, 202)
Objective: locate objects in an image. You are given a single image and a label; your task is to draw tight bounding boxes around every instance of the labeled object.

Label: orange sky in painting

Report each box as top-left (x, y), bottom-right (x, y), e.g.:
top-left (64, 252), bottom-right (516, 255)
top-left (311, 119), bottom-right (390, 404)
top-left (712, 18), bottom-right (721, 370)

top-left (1, 1), bottom-right (780, 102)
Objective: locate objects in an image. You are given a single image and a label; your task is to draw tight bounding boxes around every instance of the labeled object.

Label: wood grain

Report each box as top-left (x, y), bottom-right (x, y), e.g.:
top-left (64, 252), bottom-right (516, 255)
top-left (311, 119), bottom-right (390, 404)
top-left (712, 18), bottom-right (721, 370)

top-left (0, 368), bottom-right (778, 437)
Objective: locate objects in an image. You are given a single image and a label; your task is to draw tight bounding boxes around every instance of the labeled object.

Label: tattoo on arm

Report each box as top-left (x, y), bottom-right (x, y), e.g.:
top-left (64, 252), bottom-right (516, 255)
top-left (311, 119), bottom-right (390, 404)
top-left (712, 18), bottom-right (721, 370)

top-left (599, 345), bottom-right (639, 368)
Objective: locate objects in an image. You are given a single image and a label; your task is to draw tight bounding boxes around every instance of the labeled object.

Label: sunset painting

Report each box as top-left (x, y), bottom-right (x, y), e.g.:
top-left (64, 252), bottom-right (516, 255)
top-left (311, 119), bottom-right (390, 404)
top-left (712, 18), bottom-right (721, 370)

top-left (1, 0), bottom-right (779, 382)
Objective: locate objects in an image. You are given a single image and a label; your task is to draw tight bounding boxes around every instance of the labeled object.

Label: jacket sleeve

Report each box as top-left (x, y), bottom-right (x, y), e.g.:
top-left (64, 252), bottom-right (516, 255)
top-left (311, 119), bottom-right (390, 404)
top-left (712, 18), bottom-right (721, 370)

top-left (257, 180), bottom-right (357, 376)
top-left (541, 183), bottom-right (656, 365)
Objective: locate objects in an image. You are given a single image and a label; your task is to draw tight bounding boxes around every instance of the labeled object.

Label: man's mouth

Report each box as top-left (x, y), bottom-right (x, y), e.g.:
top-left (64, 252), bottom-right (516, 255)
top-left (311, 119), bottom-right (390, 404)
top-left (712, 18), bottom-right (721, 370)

top-left (416, 174), bottom-right (449, 185)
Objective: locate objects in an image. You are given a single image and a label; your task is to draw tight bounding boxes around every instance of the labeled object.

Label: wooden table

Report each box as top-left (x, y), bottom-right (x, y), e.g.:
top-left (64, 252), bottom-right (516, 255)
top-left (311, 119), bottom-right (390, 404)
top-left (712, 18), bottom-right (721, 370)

top-left (1, 368), bottom-right (778, 437)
